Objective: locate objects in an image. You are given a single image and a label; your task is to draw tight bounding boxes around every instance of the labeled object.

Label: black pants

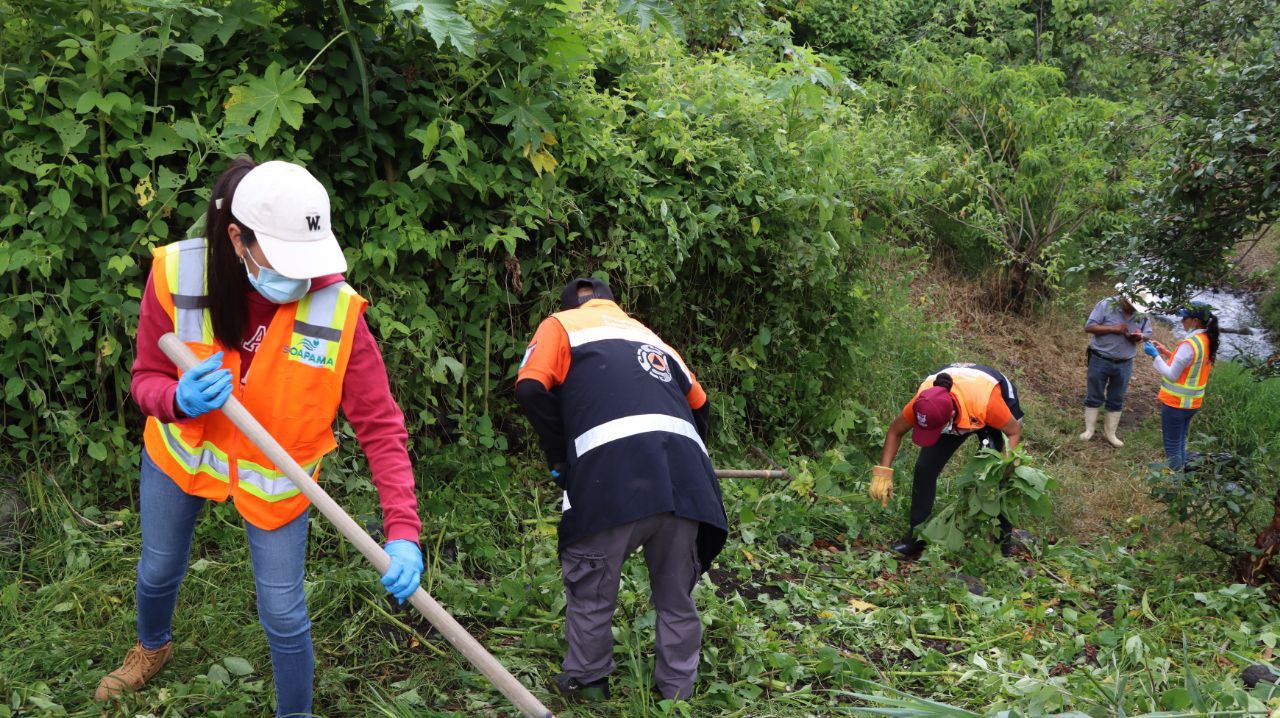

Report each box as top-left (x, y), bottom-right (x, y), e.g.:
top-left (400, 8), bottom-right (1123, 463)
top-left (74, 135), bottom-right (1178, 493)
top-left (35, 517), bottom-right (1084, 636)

top-left (909, 428), bottom-right (1013, 541)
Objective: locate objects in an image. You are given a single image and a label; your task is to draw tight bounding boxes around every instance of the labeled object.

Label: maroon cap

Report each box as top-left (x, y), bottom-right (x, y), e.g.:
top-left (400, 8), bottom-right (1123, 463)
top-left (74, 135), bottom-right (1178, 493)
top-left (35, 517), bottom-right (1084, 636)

top-left (911, 386), bottom-right (956, 447)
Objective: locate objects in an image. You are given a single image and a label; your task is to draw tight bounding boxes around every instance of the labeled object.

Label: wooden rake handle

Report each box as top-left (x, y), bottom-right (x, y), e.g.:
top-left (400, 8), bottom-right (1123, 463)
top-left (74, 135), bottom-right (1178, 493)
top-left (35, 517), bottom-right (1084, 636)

top-left (159, 334), bottom-right (553, 718)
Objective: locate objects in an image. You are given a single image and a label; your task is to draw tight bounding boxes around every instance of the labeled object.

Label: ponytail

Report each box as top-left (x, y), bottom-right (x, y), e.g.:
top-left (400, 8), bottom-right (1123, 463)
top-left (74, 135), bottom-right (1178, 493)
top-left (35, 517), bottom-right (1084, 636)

top-left (933, 372), bottom-right (954, 390)
top-left (1204, 315), bottom-right (1220, 364)
top-left (205, 157), bottom-right (258, 348)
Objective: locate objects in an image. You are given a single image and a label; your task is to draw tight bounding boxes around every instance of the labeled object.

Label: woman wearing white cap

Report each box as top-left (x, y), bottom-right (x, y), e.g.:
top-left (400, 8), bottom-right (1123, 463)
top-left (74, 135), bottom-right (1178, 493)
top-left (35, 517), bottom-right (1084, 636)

top-left (96, 158), bottom-right (424, 716)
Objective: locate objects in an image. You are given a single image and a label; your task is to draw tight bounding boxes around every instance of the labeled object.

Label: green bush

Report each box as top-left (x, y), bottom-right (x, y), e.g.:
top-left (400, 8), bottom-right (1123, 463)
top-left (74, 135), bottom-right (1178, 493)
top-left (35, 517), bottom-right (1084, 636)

top-left (0, 0), bottom-right (941, 501)
top-left (787, 0), bottom-right (905, 76)
top-left (1197, 361), bottom-right (1280, 456)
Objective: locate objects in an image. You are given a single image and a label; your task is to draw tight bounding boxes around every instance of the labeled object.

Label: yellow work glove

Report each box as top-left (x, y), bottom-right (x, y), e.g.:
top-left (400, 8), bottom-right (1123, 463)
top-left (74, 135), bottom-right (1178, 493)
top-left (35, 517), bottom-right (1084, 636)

top-left (869, 465), bottom-right (895, 508)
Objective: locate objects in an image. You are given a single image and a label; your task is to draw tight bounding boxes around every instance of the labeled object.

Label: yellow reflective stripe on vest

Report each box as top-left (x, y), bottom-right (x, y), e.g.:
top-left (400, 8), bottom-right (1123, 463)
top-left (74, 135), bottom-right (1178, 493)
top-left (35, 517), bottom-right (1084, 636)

top-left (573, 413), bottom-right (707, 458)
top-left (235, 457), bottom-right (317, 502)
top-left (287, 283), bottom-right (353, 370)
top-left (157, 421), bottom-right (231, 482)
top-left (170, 238), bottom-right (213, 344)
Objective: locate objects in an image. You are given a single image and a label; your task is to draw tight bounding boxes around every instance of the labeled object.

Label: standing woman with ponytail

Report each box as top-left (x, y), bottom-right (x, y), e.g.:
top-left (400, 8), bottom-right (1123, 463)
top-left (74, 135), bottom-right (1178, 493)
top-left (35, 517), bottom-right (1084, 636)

top-left (1143, 302), bottom-right (1218, 470)
top-left (870, 363), bottom-right (1024, 557)
top-left (97, 159), bottom-right (425, 716)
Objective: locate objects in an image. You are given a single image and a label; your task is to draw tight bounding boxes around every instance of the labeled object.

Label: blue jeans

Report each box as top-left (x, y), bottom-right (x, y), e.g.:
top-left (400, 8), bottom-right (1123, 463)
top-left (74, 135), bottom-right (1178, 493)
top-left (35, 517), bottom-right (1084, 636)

top-left (1084, 352), bottom-right (1133, 412)
top-left (1160, 404), bottom-right (1198, 470)
top-left (137, 450), bottom-right (314, 717)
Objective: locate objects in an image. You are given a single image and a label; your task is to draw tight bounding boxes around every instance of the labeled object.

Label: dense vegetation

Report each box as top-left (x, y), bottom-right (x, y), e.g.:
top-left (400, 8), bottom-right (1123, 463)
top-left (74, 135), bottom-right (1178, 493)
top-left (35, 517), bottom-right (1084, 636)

top-left (2, 0), bottom-right (1279, 716)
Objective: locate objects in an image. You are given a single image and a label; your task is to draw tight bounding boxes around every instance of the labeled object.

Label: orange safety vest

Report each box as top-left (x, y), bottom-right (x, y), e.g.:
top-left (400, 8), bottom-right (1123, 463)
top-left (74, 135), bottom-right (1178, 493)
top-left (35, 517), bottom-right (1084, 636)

top-left (1158, 333), bottom-right (1212, 409)
top-left (915, 365), bottom-right (1000, 433)
top-left (141, 238), bottom-right (367, 530)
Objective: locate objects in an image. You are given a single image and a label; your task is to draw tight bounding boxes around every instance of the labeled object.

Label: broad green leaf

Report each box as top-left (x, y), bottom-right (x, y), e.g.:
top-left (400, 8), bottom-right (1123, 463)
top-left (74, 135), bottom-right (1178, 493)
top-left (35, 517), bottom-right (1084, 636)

top-left (5, 142), bottom-right (43, 175)
top-left (171, 43), bottom-right (204, 62)
top-left (409, 120), bottom-right (440, 161)
top-left (74, 90), bottom-right (102, 115)
top-left (390, 0), bottom-right (476, 56)
top-left (144, 123), bottom-right (188, 159)
top-left (224, 62), bottom-right (317, 147)
top-left (87, 441), bottom-right (107, 461)
top-left (106, 32), bottom-right (143, 66)
top-left (50, 188), bottom-right (70, 215)
top-left (46, 112), bottom-right (88, 154)
top-left (223, 656), bottom-right (253, 676)
top-left (207, 663), bottom-right (231, 683)
top-left (617, 0), bottom-right (685, 39)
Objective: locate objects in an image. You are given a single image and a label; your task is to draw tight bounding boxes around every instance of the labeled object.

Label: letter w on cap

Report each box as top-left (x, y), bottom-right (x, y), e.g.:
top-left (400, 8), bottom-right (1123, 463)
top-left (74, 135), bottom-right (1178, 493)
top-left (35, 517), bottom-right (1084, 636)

top-left (306, 215), bottom-right (321, 231)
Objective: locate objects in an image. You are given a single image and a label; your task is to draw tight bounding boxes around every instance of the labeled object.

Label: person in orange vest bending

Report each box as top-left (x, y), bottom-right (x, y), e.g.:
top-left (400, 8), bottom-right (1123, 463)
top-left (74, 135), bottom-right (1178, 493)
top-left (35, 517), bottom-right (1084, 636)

top-left (1143, 302), bottom-right (1218, 470)
top-left (515, 278), bottom-right (727, 702)
top-left (96, 159), bottom-right (424, 716)
top-left (870, 364), bottom-right (1024, 556)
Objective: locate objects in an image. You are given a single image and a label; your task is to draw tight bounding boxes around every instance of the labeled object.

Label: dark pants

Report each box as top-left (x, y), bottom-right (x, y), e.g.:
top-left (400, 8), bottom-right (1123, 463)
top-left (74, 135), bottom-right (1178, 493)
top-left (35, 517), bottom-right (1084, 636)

top-left (909, 428), bottom-right (1013, 541)
top-left (1160, 404), bottom-right (1198, 470)
top-left (1084, 352), bottom-right (1134, 411)
top-left (560, 512), bottom-right (702, 700)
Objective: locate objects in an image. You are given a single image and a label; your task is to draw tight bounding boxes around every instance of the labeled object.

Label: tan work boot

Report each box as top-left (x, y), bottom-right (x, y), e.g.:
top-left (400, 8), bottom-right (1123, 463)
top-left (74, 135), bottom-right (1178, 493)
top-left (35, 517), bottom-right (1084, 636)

top-left (1103, 411), bottom-right (1124, 448)
top-left (1079, 407), bottom-right (1098, 441)
top-left (94, 641), bottom-right (172, 701)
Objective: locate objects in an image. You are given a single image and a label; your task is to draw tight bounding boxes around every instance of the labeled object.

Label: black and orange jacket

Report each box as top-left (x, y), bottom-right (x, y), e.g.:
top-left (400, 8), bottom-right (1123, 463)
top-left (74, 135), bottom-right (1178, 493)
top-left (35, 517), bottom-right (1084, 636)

top-left (516, 299), bottom-right (727, 569)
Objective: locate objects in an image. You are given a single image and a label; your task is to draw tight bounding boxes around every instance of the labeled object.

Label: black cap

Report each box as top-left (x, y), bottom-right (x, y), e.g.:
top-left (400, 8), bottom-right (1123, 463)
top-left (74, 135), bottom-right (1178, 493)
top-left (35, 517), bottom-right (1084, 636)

top-left (560, 277), bottom-right (614, 310)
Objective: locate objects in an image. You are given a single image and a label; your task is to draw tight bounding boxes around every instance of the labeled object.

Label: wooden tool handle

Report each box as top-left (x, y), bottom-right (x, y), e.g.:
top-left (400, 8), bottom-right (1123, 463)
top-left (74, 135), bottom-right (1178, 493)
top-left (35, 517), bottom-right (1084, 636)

top-left (160, 334), bottom-right (553, 718)
top-left (714, 469), bottom-right (790, 479)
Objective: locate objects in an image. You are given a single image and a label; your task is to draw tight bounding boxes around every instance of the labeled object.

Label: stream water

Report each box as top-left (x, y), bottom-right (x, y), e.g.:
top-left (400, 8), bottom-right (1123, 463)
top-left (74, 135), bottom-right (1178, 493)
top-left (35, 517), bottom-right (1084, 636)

top-left (1151, 289), bottom-right (1276, 361)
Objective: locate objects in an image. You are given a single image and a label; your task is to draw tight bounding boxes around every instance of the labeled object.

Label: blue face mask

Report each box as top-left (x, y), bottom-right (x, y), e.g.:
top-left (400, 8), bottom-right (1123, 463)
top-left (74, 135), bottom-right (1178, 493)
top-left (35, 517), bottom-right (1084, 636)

top-left (243, 253), bottom-right (311, 304)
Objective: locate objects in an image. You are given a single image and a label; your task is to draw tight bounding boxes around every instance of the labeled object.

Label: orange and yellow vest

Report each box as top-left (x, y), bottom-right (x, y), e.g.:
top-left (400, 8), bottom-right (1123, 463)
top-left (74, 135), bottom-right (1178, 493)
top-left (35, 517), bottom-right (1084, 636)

top-left (141, 238), bottom-right (367, 530)
top-left (916, 365), bottom-right (1000, 432)
top-left (1158, 333), bottom-right (1212, 409)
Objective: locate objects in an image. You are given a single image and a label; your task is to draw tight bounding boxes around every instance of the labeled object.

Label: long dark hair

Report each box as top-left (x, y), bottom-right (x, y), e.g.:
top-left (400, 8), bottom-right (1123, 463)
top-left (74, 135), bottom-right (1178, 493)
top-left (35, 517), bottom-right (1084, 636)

top-left (1204, 315), bottom-right (1220, 364)
top-left (205, 158), bottom-right (258, 348)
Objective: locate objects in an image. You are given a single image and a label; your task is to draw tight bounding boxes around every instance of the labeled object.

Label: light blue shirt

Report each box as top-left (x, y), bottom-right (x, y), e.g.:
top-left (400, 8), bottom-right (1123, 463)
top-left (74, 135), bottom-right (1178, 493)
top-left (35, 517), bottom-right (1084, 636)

top-left (1086, 297), bottom-right (1152, 361)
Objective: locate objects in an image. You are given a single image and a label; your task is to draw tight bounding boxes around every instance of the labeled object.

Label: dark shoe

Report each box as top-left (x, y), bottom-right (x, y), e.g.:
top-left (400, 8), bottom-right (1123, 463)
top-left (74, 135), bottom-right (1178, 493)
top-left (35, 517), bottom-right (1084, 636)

top-left (891, 536), bottom-right (926, 556)
top-left (551, 673), bottom-right (610, 701)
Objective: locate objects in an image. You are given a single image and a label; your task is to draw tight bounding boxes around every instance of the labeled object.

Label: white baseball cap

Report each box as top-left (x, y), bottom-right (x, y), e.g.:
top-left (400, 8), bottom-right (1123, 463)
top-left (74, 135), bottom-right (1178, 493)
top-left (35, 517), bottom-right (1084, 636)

top-left (230, 160), bottom-right (347, 279)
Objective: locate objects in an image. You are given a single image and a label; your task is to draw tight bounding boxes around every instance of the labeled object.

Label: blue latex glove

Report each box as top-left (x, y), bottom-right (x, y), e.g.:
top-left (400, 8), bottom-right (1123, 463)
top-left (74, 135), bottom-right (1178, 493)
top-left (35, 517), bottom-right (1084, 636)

top-left (1143, 341), bottom-right (1159, 358)
top-left (175, 352), bottom-right (233, 418)
top-left (381, 540), bottom-right (423, 604)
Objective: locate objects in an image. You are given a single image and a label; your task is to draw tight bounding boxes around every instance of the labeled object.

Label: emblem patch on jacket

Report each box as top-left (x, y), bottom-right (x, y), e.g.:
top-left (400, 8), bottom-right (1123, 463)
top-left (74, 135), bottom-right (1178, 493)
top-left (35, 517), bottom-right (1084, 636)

top-left (284, 335), bottom-right (336, 369)
top-left (637, 344), bottom-right (673, 382)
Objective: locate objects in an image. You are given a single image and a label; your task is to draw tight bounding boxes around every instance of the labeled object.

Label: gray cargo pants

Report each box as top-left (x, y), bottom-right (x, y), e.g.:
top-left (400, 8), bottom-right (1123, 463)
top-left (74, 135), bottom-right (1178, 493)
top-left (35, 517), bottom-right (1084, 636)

top-left (560, 512), bottom-right (702, 700)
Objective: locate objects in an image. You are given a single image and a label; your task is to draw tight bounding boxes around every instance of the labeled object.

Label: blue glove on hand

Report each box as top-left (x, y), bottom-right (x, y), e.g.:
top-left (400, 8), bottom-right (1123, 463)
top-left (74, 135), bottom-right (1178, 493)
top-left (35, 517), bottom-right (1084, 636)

top-left (1143, 341), bottom-right (1159, 358)
top-left (175, 352), bottom-right (233, 418)
top-left (381, 539), bottom-right (423, 604)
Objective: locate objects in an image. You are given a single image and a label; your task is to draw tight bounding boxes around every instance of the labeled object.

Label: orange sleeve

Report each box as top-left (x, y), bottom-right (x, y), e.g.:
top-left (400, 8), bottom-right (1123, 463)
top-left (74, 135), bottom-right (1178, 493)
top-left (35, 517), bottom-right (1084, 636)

top-left (984, 386), bottom-right (1013, 428)
top-left (900, 397), bottom-right (918, 427)
top-left (516, 318), bottom-right (571, 389)
top-left (686, 376), bottom-right (707, 410)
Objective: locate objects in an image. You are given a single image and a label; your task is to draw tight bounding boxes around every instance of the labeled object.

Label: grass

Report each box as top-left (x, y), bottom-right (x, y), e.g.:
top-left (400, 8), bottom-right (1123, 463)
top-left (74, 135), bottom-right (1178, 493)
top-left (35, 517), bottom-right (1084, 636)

top-left (5, 432), bottom-right (1280, 717)
top-left (4, 269), bottom-right (1280, 717)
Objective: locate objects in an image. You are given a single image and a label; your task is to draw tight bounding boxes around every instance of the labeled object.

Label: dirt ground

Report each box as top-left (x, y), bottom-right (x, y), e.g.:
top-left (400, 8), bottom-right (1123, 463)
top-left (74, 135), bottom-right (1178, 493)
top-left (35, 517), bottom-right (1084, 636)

top-left (914, 269), bottom-right (1180, 541)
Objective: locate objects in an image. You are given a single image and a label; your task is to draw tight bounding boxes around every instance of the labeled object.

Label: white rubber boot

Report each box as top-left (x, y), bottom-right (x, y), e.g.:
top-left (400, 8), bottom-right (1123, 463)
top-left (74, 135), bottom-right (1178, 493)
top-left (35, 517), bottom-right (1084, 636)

top-left (1079, 407), bottom-right (1098, 441)
top-left (1104, 411), bottom-right (1124, 448)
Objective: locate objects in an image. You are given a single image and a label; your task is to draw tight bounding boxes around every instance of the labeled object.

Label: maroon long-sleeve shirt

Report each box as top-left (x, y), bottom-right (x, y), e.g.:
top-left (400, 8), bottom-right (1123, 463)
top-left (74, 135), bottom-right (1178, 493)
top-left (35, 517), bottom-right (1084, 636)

top-left (130, 271), bottom-right (422, 544)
